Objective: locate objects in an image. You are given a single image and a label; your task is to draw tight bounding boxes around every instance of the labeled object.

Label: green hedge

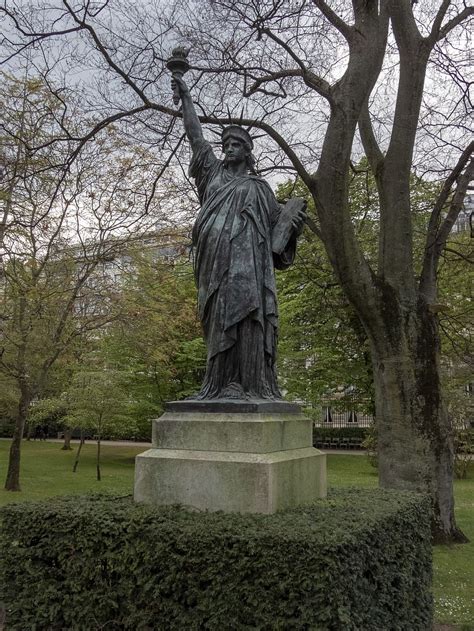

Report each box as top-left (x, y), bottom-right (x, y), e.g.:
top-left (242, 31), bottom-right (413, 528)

top-left (0, 417), bottom-right (14, 438)
top-left (0, 489), bottom-right (432, 630)
top-left (313, 426), bottom-right (370, 442)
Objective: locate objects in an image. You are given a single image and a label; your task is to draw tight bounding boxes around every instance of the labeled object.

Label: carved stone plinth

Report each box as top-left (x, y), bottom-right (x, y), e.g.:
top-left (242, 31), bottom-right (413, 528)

top-left (134, 400), bottom-right (326, 514)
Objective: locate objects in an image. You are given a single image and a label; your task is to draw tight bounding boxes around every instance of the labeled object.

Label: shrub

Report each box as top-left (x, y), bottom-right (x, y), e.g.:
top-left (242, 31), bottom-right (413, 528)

top-left (0, 489), bottom-right (432, 630)
top-left (361, 425), bottom-right (378, 468)
top-left (454, 428), bottom-right (473, 479)
top-left (0, 416), bottom-right (14, 438)
top-left (313, 425), bottom-right (371, 447)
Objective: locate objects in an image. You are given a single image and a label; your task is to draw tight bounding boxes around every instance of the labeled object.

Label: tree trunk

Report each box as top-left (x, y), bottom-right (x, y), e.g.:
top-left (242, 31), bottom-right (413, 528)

top-left (368, 292), bottom-right (467, 544)
top-left (72, 430), bottom-right (84, 473)
top-left (4, 387), bottom-right (31, 491)
top-left (96, 423), bottom-right (101, 482)
top-left (61, 429), bottom-right (73, 451)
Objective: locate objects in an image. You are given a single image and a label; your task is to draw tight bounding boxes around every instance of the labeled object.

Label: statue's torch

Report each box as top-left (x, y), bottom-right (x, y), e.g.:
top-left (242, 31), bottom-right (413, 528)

top-left (167, 46), bottom-right (190, 105)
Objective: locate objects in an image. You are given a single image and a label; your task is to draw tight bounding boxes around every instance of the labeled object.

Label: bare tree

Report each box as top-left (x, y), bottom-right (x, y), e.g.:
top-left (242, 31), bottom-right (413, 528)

top-left (1, 0), bottom-right (473, 541)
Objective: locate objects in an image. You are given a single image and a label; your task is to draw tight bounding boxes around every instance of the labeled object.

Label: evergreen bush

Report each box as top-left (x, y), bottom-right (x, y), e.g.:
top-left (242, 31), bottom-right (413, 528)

top-left (0, 489), bottom-right (432, 630)
top-left (313, 425), bottom-right (370, 446)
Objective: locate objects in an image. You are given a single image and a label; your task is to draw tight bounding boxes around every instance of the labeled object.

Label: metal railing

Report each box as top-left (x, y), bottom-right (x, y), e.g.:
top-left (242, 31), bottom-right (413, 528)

top-left (313, 407), bottom-right (374, 428)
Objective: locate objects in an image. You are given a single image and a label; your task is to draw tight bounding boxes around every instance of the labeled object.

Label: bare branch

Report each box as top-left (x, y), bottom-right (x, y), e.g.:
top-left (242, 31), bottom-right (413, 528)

top-left (66, 106), bottom-right (150, 166)
top-left (436, 156), bottom-right (474, 247)
top-left (311, 0), bottom-right (353, 41)
top-left (62, 0), bottom-right (152, 106)
top-left (145, 133), bottom-right (186, 215)
top-left (304, 215), bottom-right (322, 240)
top-left (427, 0), bottom-right (452, 44)
top-left (197, 112), bottom-right (313, 188)
top-left (260, 26), bottom-right (307, 73)
top-left (420, 144), bottom-right (474, 301)
top-left (427, 140), bottom-right (474, 242)
top-left (245, 67), bottom-right (332, 102)
top-left (436, 6), bottom-right (474, 43)
top-left (443, 246), bottom-right (473, 265)
top-left (0, 7), bottom-right (79, 39)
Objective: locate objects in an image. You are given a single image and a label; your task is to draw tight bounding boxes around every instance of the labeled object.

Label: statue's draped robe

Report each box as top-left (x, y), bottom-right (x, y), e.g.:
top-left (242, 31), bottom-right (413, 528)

top-left (190, 140), bottom-right (296, 399)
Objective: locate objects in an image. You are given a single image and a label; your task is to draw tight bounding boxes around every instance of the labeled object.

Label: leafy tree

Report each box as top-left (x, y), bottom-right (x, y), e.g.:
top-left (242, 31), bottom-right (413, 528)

top-left (98, 250), bottom-right (205, 438)
top-left (62, 370), bottom-right (132, 481)
top-left (27, 396), bottom-right (68, 441)
top-left (438, 229), bottom-right (473, 374)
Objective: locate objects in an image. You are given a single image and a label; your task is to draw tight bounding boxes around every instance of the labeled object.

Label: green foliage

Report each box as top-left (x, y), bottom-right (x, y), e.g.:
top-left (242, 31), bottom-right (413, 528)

top-left (0, 256), bottom-right (88, 391)
top-left (275, 168), bottom-right (445, 410)
top-left (0, 73), bottom-right (101, 420)
top-left (361, 426), bottom-right (379, 469)
top-left (27, 396), bottom-right (68, 436)
top-left (313, 426), bottom-right (371, 443)
top-left (0, 489), bottom-right (432, 630)
top-left (26, 251), bottom-right (206, 443)
top-left (95, 254), bottom-right (205, 438)
top-left (0, 374), bottom-right (17, 436)
top-left (438, 228), bottom-right (473, 476)
top-left (0, 443), bottom-right (470, 626)
top-left (62, 369), bottom-right (133, 438)
top-left (63, 370), bottom-right (135, 479)
top-left (453, 429), bottom-right (473, 480)
top-left (443, 368), bottom-right (473, 480)
top-left (276, 176), bottom-right (375, 408)
top-left (0, 417), bottom-right (15, 438)
top-left (438, 229), bottom-right (473, 367)
top-left (173, 337), bottom-right (207, 398)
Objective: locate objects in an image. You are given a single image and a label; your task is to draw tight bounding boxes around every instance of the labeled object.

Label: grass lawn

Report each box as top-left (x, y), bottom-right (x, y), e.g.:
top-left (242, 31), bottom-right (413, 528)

top-left (0, 440), bottom-right (144, 505)
top-left (0, 441), bottom-right (472, 627)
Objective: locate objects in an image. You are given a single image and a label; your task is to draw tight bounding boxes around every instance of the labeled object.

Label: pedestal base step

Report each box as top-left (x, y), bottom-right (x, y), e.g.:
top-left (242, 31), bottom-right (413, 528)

top-left (134, 446), bottom-right (326, 514)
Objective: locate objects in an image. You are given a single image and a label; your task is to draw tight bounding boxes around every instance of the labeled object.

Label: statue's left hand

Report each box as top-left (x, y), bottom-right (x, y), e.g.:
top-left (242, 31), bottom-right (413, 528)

top-left (272, 197), bottom-right (307, 254)
top-left (290, 200), bottom-right (307, 236)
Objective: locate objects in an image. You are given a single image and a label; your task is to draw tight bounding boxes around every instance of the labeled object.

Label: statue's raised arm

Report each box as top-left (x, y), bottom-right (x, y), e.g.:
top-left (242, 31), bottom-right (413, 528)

top-left (171, 75), bottom-right (204, 153)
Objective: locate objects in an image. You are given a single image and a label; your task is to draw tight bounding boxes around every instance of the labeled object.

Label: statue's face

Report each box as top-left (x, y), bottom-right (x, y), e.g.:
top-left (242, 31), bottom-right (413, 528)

top-left (223, 137), bottom-right (248, 165)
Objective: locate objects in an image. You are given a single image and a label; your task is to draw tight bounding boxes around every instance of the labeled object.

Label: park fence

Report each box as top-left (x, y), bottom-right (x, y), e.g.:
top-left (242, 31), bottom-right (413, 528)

top-left (313, 406), bottom-right (374, 428)
top-left (312, 404), bottom-right (374, 449)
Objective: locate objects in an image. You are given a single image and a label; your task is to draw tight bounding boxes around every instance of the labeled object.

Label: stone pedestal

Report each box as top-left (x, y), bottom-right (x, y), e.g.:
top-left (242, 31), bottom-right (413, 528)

top-left (134, 400), bottom-right (326, 514)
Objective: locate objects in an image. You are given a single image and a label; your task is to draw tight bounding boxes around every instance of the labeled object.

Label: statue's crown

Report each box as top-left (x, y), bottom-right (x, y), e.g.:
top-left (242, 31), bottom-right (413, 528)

top-left (222, 125), bottom-right (254, 149)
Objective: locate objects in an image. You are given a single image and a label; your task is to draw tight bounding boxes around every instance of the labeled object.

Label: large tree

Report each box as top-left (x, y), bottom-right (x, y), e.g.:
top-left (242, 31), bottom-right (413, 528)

top-left (2, 1), bottom-right (472, 541)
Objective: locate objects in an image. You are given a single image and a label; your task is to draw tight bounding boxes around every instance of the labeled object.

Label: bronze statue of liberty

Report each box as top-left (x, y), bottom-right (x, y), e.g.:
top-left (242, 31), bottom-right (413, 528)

top-left (171, 74), bottom-right (306, 400)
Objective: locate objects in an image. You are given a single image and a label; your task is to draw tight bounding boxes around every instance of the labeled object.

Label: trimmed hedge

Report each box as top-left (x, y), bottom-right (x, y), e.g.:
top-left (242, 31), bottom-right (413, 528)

top-left (0, 489), bottom-right (432, 630)
top-left (313, 426), bottom-right (370, 441)
top-left (0, 417), bottom-right (14, 438)
top-left (313, 426), bottom-right (370, 449)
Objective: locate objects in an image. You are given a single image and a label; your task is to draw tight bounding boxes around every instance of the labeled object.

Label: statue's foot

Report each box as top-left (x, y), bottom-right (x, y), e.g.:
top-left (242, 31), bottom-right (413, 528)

top-left (219, 382), bottom-right (249, 400)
